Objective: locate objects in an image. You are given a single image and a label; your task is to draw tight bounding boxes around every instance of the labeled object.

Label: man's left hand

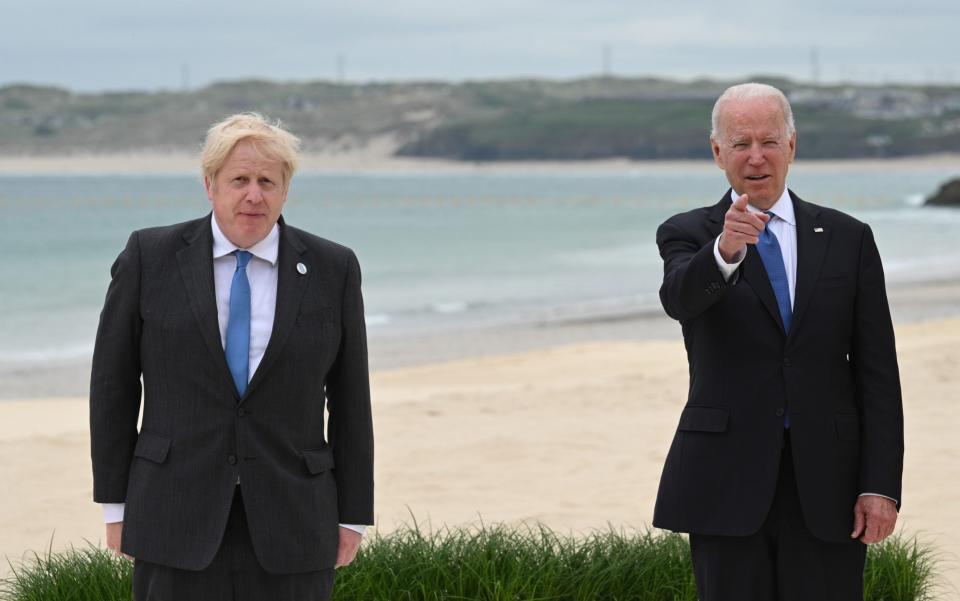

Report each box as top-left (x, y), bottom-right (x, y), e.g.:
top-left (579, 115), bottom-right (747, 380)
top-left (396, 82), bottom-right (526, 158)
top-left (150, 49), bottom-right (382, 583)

top-left (335, 527), bottom-right (363, 568)
top-left (851, 496), bottom-right (898, 544)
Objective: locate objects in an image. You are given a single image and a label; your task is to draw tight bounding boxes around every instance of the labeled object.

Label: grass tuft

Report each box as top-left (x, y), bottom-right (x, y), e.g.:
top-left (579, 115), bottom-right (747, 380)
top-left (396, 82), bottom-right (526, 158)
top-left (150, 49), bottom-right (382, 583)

top-left (1, 544), bottom-right (132, 601)
top-left (863, 533), bottom-right (942, 601)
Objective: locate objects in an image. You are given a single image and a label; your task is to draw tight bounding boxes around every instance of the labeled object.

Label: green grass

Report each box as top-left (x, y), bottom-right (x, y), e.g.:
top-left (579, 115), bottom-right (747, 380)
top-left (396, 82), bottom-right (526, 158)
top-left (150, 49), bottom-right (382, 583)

top-left (334, 524), bottom-right (698, 600)
top-left (1, 527), bottom-right (940, 601)
top-left (2, 543), bottom-right (132, 601)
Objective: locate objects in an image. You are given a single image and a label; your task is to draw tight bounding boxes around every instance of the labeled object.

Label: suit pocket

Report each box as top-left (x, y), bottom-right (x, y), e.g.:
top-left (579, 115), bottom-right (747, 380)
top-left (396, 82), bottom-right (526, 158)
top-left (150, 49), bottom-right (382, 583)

top-left (133, 431), bottom-right (171, 464)
top-left (302, 447), bottom-right (336, 475)
top-left (678, 406), bottom-right (728, 433)
top-left (835, 414), bottom-right (860, 441)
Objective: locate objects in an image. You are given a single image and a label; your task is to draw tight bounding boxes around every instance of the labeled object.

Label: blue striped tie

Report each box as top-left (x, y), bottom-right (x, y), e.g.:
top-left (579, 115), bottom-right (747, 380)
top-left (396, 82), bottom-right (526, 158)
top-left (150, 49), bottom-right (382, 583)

top-left (756, 212), bottom-right (792, 427)
top-left (225, 250), bottom-right (252, 396)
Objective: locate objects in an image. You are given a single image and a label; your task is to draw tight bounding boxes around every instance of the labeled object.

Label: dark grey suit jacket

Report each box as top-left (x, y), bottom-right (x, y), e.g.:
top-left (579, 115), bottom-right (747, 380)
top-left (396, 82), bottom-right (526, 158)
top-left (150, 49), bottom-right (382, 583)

top-left (90, 214), bottom-right (374, 573)
top-left (652, 191), bottom-right (903, 543)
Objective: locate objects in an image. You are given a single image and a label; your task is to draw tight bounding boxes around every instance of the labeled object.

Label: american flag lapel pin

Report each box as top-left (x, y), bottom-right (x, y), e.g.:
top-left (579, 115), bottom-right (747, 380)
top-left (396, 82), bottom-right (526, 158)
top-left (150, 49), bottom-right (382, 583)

top-left (814, 227), bottom-right (824, 233)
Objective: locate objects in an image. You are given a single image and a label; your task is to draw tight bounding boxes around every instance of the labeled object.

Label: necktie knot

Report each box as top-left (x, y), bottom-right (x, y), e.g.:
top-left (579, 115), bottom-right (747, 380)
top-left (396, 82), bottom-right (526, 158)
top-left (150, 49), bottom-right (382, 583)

top-left (235, 250), bottom-right (252, 270)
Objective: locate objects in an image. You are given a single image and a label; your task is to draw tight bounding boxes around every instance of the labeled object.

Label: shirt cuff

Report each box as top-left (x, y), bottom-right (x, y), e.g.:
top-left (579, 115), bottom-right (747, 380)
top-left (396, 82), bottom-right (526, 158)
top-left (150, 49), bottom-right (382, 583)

top-left (340, 524), bottom-right (366, 535)
top-left (859, 492), bottom-right (899, 504)
top-left (713, 235), bottom-right (745, 282)
top-left (102, 503), bottom-right (125, 524)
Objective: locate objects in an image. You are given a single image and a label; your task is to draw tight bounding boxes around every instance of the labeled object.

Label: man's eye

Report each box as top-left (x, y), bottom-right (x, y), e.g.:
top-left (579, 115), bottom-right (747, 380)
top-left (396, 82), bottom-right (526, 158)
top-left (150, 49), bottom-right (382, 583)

top-left (733, 143), bottom-right (748, 150)
top-left (259, 179), bottom-right (274, 187)
top-left (764, 141), bottom-right (779, 147)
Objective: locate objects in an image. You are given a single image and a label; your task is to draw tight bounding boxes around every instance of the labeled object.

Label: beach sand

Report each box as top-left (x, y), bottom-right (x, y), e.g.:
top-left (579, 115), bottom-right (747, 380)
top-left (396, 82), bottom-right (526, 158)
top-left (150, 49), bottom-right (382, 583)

top-left (2, 316), bottom-right (959, 596)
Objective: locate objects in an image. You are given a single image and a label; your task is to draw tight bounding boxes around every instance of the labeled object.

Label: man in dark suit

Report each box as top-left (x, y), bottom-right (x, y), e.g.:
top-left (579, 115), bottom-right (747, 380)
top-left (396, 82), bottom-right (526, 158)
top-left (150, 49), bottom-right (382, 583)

top-left (90, 113), bottom-right (373, 601)
top-left (652, 84), bottom-right (903, 600)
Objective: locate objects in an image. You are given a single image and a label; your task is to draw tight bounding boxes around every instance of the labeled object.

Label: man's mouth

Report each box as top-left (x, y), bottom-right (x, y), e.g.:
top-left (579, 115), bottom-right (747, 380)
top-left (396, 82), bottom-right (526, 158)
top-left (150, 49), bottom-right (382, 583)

top-left (745, 175), bottom-right (770, 181)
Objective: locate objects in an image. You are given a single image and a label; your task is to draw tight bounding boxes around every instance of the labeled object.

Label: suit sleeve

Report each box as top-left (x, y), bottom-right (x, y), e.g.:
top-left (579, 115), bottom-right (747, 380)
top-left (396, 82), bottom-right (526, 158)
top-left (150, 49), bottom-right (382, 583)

top-left (657, 219), bottom-right (735, 322)
top-left (325, 250), bottom-right (374, 525)
top-left (89, 231), bottom-right (144, 504)
top-left (852, 225), bottom-right (904, 506)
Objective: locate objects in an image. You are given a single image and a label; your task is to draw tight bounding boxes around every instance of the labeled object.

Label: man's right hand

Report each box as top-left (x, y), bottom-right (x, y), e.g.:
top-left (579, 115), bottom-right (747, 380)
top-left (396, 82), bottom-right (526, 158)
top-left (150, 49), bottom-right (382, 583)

top-left (106, 522), bottom-right (132, 561)
top-left (718, 194), bottom-right (770, 263)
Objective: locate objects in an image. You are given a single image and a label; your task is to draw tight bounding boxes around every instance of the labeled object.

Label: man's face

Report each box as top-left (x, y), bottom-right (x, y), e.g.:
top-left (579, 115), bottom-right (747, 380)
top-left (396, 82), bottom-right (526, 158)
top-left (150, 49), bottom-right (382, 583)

top-left (205, 139), bottom-right (288, 248)
top-left (711, 96), bottom-right (796, 210)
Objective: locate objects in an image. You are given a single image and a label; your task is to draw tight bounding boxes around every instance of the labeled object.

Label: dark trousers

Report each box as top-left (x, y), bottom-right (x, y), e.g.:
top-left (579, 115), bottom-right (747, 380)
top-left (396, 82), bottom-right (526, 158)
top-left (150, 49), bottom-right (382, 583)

top-left (133, 487), bottom-right (334, 601)
top-left (689, 434), bottom-right (867, 601)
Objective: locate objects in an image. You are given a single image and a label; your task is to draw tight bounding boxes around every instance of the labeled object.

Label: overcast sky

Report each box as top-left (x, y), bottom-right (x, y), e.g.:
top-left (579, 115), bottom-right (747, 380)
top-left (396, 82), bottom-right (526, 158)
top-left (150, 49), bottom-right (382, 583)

top-left (4, 0), bottom-right (958, 92)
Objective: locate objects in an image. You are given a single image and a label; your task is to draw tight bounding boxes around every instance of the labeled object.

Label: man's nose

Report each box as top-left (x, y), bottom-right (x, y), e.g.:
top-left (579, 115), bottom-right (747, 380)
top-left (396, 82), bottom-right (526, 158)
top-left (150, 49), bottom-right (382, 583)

top-left (748, 142), bottom-right (765, 164)
top-left (244, 183), bottom-right (264, 202)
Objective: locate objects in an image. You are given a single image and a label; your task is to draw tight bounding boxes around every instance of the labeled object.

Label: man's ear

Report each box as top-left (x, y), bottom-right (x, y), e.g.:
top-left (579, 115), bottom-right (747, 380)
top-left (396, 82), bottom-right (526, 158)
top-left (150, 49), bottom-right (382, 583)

top-left (204, 176), bottom-right (214, 201)
top-left (788, 132), bottom-right (797, 163)
top-left (711, 137), bottom-right (724, 169)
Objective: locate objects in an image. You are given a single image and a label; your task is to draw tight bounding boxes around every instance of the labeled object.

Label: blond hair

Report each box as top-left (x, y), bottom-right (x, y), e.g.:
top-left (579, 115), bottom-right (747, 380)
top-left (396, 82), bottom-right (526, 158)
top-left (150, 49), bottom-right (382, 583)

top-left (711, 83), bottom-right (795, 141)
top-left (201, 113), bottom-right (300, 186)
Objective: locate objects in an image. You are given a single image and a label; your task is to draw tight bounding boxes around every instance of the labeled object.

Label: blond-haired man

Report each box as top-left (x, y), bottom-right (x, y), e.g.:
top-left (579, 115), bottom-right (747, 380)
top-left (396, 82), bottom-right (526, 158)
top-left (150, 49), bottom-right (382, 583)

top-left (90, 113), bottom-right (373, 600)
top-left (653, 84), bottom-right (903, 600)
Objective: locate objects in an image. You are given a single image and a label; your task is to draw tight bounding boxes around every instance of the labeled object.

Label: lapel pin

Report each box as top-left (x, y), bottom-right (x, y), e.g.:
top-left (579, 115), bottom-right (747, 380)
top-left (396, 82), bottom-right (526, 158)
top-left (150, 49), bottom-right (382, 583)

top-left (296, 262), bottom-right (308, 275)
top-left (814, 227), bottom-right (824, 233)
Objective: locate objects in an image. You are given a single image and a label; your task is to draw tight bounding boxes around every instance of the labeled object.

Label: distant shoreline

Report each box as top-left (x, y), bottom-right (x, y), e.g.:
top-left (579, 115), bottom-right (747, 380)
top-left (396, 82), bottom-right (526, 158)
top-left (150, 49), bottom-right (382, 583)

top-left (0, 151), bottom-right (958, 176)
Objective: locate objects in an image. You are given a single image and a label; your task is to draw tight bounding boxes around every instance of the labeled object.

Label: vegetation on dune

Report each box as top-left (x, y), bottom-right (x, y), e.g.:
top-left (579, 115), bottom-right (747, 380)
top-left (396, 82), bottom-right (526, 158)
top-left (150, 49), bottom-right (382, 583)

top-left (2, 77), bottom-right (959, 159)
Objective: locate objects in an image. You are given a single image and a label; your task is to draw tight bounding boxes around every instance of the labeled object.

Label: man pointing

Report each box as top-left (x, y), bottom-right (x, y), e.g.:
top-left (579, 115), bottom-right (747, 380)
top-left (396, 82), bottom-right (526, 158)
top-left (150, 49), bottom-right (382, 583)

top-left (653, 83), bottom-right (903, 600)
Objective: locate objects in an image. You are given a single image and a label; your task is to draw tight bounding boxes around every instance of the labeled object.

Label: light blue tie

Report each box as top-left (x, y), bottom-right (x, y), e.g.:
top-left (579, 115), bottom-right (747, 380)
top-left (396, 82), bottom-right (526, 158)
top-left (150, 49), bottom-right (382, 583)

top-left (225, 250), bottom-right (252, 396)
top-left (756, 212), bottom-right (792, 427)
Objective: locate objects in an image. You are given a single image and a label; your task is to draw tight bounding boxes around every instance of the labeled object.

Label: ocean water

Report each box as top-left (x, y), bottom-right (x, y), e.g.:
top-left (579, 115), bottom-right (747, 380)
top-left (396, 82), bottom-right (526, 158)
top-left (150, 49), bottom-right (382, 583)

top-left (1, 165), bottom-right (958, 365)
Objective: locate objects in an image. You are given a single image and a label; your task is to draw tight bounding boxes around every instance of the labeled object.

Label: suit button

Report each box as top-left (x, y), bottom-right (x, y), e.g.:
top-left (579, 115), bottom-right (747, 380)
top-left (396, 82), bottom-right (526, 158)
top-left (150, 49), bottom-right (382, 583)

top-left (228, 454), bottom-right (237, 465)
top-left (237, 408), bottom-right (246, 417)
top-left (775, 408), bottom-right (785, 417)
top-left (783, 357), bottom-right (792, 367)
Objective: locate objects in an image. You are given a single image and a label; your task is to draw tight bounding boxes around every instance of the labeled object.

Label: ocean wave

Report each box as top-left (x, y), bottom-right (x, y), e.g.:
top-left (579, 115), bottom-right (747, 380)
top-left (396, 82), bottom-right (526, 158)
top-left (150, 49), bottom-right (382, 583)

top-left (0, 342), bottom-right (94, 364)
top-left (365, 313), bottom-right (392, 327)
top-left (430, 301), bottom-right (469, 314)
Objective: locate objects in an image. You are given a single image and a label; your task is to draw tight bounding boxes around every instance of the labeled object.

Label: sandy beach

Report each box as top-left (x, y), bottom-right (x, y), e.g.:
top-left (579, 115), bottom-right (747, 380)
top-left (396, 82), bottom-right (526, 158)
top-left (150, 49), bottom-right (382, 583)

top-left (2, 308), bottom-right (959, 596)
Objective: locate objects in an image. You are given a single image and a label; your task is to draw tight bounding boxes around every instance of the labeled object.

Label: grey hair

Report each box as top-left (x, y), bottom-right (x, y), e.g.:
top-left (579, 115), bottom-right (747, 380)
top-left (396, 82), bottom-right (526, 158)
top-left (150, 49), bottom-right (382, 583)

top-left (710, 83), bottom-right (796, 140)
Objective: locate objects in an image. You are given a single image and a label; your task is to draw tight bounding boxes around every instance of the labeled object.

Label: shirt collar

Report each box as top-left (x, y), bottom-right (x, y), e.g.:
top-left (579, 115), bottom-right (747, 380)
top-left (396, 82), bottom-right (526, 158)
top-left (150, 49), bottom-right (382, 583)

top-left (731, 186), bottom-right (795, 226)
top-left (210, 214), bottom-right (280, 266)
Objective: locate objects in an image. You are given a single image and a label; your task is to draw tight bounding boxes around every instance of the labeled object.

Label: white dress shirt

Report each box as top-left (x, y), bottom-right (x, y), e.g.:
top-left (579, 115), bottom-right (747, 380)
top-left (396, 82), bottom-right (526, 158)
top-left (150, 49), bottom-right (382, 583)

top-left (104, 215), bottom-right (365, 533)
top-left (712, 186), bottom-right (896, 504)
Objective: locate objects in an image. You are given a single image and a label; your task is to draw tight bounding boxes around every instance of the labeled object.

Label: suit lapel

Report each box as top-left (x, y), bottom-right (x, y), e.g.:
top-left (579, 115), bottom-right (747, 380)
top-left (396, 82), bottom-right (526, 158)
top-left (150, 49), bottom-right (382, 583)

top-left (789, 193), bottom-right (829, 339)
top-left (176, 215), bottom-right (236, 396)
top-left (243, 219), bottom-right (308, 401)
